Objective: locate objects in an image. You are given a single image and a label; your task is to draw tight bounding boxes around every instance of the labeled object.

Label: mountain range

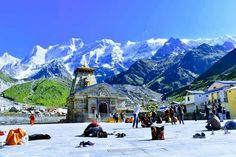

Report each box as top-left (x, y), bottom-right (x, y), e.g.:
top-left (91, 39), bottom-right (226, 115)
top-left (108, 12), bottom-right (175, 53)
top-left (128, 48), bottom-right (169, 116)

top-left (0, 38), bottom-right (166, 81)
top-left (1, 35), bottom-right (236, 82)
top-left (168, 48), bottom-right (236, 99)
top-left (0, 36), bottom-right (236, 95)
top-left (105, 39), bottom-right (233, 93)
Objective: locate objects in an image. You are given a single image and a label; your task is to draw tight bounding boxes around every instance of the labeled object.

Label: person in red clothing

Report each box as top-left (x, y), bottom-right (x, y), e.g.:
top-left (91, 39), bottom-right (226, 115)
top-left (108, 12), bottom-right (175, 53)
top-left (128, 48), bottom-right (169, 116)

top-left (29, 113), bottom-right (35, 126)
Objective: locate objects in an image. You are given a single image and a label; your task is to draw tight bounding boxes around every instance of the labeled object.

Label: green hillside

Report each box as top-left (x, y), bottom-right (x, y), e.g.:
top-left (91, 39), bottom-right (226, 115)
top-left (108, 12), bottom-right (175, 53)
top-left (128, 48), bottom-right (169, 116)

top-left (2, 79), bottom-right (70, 107)
top-left (0, 72), bottom-right (16, 83)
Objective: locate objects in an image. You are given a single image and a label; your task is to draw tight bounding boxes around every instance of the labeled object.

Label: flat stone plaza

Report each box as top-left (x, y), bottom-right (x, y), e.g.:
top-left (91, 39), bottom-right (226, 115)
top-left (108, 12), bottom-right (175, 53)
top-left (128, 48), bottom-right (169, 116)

top-left (1, 120), bottom-right (236, 157)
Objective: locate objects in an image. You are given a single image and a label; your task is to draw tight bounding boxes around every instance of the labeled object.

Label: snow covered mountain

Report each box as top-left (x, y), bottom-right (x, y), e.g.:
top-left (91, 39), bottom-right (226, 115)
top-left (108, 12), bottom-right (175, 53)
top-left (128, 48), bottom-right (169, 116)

top-left (28, 60), bottom-right (72, 80)
top-left (152, 38), bottom-right (190, 60)
top-left (0, 52), bottom-right (20, 69)
top-left (181, 35), bottom-right (236, 47)
top-left (21, 45), bottom-right (47, 65)
top-left (0, 35), bottom-right (236, 82)
top-left (45, 38), bottom-right (84, 62)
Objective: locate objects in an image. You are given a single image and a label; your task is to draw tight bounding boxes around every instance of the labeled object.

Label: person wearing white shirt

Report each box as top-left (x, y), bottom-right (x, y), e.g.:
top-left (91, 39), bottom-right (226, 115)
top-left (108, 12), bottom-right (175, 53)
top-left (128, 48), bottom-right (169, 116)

top-left (132, 105), bottom-right (140, 128)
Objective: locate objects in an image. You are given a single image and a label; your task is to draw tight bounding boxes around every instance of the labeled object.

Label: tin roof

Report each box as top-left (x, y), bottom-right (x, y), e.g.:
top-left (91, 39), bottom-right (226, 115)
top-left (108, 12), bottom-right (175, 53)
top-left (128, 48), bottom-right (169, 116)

top-left (186, 90), bottom-right (205, 94)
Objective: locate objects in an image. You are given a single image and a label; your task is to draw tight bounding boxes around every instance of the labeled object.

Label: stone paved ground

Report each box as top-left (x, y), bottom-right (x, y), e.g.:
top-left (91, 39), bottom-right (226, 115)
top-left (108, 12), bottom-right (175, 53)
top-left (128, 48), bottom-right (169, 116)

top-left (0, 120), bottom-right (236, 157)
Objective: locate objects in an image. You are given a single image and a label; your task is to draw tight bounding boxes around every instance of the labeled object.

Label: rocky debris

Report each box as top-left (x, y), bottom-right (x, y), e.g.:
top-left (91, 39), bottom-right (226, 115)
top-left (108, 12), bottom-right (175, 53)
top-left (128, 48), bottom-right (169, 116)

top-left (9, 106), bottom-right (19, 112)
top-left (0, 96), bottom-right (67, 116)
top-left (112, 84), bottom-right (162, 105)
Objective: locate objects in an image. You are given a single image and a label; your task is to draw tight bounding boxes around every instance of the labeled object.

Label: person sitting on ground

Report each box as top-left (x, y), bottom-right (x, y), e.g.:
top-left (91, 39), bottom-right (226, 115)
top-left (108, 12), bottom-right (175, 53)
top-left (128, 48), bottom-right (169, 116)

top-left (205, 113), bottom-right (221, 131)
top-left (141, 114), bottom-right (152, 128)
top-left (82, 120), bottom-right (107, 137)
top-left (83, 120), bottom-right (101, 137)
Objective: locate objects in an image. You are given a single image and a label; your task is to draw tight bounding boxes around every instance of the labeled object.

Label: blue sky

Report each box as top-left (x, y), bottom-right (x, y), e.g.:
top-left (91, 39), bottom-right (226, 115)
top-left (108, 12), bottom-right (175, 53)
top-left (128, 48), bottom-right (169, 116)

top-left (0, 0), bottom-right (236, 58)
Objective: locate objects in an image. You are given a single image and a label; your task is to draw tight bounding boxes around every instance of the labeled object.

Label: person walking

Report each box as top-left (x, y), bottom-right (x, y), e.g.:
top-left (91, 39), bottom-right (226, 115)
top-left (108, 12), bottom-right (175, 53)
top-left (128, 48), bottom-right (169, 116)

top-left (120, 112), bottom-right (125, 122)
top-left (29, 113), bottom-right (35, 126)
top-left (178, 105), bottom-right (184, 124)
top-left (170, 107), bottom-right (176, 124)
top-left (113, 112), bottom-right (119, 123)
top-left (193, 110), bottom-right (197, 121)
top-left (132, 104), bottom-right (140, 128)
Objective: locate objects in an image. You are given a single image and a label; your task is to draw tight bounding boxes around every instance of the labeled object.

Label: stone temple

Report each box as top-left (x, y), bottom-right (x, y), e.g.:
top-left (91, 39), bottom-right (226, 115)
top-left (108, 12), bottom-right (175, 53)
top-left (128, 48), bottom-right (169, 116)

top-left (67, 64), bottom-right (128, 122)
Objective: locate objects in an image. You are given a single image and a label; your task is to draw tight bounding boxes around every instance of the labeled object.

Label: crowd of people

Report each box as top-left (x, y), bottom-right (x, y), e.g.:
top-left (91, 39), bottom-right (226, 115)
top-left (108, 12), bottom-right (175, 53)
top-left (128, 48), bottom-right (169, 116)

top-left (91, 102), bottom-right (231, 131)
top-left (164, 105), bottom-right (187, 125)
top-left (108, 103), bottom-right (231, 133)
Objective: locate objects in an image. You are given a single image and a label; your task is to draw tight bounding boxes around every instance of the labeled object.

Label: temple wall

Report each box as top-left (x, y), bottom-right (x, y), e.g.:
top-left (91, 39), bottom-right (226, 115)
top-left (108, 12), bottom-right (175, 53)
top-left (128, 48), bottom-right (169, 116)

top-left (88, 98), bottom-right (97, 114)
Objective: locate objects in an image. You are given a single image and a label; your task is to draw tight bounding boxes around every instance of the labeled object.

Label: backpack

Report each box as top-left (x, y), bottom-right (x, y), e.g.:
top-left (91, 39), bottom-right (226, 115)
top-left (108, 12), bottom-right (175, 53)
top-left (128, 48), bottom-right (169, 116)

top-left (151, 126), bottom-right (164, 140)
top-left (5, 128), bottom-right (27, 145)
top-left (28, 134), bottom-right (51, 141)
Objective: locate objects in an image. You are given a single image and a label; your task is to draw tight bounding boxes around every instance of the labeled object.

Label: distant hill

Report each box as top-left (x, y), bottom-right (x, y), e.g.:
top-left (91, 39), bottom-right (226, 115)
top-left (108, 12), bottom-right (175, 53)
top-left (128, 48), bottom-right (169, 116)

top-left (2, 79), bottom-right (70, 107)
top-left (106, 44), bottom-right (227, 93)
top-left (168, 48), bottom-right (236, 98)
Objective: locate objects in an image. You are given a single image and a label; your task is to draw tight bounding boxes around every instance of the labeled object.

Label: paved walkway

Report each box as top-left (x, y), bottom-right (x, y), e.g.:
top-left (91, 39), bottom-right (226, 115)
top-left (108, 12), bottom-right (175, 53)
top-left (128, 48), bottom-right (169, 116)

top-left (0, 121), bottom-right (236, 157)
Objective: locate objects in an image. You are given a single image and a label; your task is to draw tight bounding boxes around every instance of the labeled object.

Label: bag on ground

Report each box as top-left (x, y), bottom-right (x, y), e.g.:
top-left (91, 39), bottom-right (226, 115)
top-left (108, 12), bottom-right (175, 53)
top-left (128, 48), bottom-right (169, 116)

top-left (151, 126), bottom-right (164, 140)
top-left (29, 134), bottom-right (51, 141)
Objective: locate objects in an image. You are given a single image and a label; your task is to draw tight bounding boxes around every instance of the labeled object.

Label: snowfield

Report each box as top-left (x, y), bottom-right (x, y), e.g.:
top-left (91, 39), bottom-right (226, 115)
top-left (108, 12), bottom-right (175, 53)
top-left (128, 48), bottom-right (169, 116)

top-left (0, 120), bottom-right (236, 157)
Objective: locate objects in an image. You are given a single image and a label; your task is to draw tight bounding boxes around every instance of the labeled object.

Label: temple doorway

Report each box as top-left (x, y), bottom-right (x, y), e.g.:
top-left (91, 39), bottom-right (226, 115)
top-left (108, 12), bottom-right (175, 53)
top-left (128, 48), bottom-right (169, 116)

top-left (99, 102), bottom-right (108, 113)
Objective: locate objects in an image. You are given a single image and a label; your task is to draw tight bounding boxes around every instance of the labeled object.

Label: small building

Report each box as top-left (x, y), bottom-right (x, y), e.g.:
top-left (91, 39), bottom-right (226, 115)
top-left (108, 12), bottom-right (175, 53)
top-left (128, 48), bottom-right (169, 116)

top-left (184, 81), bottom-right (236, 113)
top-left (206, 87), bottom-right (228, 105)
top-left (67, 64), bottom-right (128, 122)
top-left (184, 90), bottom-right (208, 112)
top-left (206, 81), bottom-right (236, 110)
top-left (207, 81), bottom-right (236, 91)
top-left (226, 86), bottom-right (236, 119)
